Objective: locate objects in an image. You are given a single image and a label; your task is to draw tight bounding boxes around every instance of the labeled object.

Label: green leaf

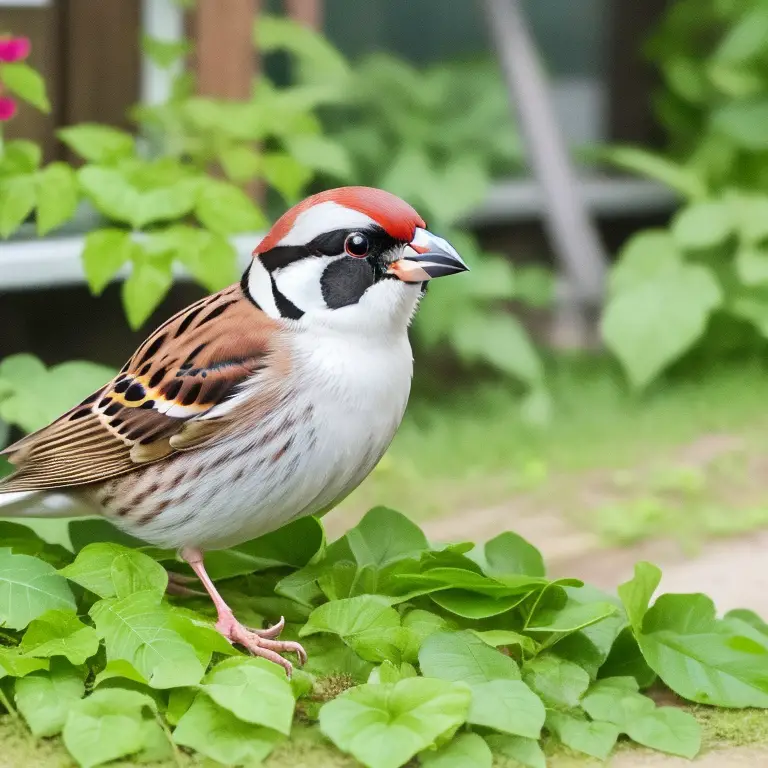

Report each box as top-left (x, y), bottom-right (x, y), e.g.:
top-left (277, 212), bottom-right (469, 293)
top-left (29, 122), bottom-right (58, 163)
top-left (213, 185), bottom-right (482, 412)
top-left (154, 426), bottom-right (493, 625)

top-left (618, 562), bottom-right (661, 631)
top-left (485, 734), bottom-right (545, 768)
top-left (0, 549), bottom-right (75, 629)
top-left (345, 506), bottom-right (429, 570)
top-left (581, 678), bottom-right (655, 728)
top-left (484, 531), bottom-right (545, 577)
top-left (122, 257), bottom-right (173, 329)
top-left (368, 660), bottom-right (417, 684)
top-left (219, 144), bottom-right (262, 184)
top-left (0, 139), bottom-right (41, 175)
top-left (419, 631), bottom-right (520, 685)
top-left (201, 656), bottom-right (295, 735)
top-left (736, 247), bottom-right (768, 286)
top-left (284, 133), bottom-right (352, 180)
top-left (599, 627), bottom-right (657, 687)
top-left (150, 225), bottom-right (238, 293)
top-left (523, 655), bottom-right (590, 708)
top-left (601, 263), bottom-right (722, 390)
top-left (319, 678), bottom-right (471, 768)
top-left (81, 229), bottom-right (137, 295)
top-left (63, 688), bottom-right (157, 768)
top-left (35, 162), bottom-right (79, 236)
top-left (467, 679), bottom-right (545, 738)
top-left (300, 595), bottom-right (405, 663)
top-left (61, 542), bottom-right (167, 599)
top-left (15, 658), bottom-right (85, 737)
top-left (451, 312), bottom-right (542, 384)
top-left (599, 145), bottom-right (705, 199)
top-left (173, 693), bottom-right (281, 765)
top-left (526, 597), bottom-right (617, 634)
top-left (20, 610), bottom-right (99, 665)
top-left (0, 354), bottom-right (115, 433)
top-left (202, 516), bottom-right (324, 580)
top-left (141, 35), bottom-right (191, 69)
top-left (672, 201), bottom-right (735, 250)
top-left (0, 62), bottom-right (50, 112)
top-left (195, 179), bottom-right (268, 235)
top-left (0, 648), bottom-right (48, 679)
top-left (420, 732), bottom-right (492, 768)
top-left (609, 230), bottom-right (683, 296)
top-left (0, 173), bottom-right (35, 238)
top-left (78, 166), bottom-right (198, 230)
top-left (619, 569), bottom-right (768, 707)
top-left (262, 152), bottom-right (313, 203)
top-left (90, 590), bottom-right (205, 688)
top-left (626, 707), bottom-right (701, 758)
top-left (547, 712), bottom-right (620, 760)
top-left (713, 98), bottom-right (768, 149)
top-left (59, 124), bottom-right (135, 164)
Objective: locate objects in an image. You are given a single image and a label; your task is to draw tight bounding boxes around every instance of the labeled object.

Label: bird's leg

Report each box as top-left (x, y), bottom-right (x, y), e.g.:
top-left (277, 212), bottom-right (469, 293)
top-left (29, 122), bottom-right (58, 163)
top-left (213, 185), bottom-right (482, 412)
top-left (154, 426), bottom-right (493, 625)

top-left (166, 571), bottom-right (206, 598)
top-left (180, 546), bottom-right (307, 677)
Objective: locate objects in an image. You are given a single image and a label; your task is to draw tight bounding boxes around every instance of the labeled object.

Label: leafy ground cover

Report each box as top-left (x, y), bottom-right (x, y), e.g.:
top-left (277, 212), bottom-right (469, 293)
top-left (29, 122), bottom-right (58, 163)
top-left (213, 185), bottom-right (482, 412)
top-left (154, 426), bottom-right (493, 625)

top-left (0, 507), bottom-right (767, 767)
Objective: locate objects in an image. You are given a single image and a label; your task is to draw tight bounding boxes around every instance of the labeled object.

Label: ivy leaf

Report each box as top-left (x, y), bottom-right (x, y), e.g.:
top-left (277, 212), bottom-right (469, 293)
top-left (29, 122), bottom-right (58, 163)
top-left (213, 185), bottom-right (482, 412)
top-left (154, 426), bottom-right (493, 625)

top-left (90, 590), bottom-right (205, 688)
top-left (319, 678), bottom-right (471, 768)
top-left (485, 734), bottom-right (546, 768)
top-left (483, 531), bottom-right (545, 577)
top-left (81, 229), bottom-right (138, 295)
top-left (546, 712), bottom-right (620, 760)
top-left (523, 655), bottom-right (590, 708)
top-left (122, 256), bottom-right (173, 329)
top-left (60, 542), bottom-right (167, 599)
top-left (20, 610), bottom-right (99, 665)
top-left (173, 693), bottom-right (282, 765)
top-left (58, 124), bottom-right (135, 164)
top-left (419, 631), bottom-right (520, 685)
top-left (35, 162), bottom-right (79, 235)
top-left (195, 179), bottom-right (268, 235)
top-left (0, 173), bottom-right (35, 238)
top-left (420, 732), bottom-right (492, 768)
top-left (0, 550), bottom-right (75, 629)
top-left (300, 595), bottom-right (406, 663)
top-left (601, 263), bottom-right (722, 390)
top-left (15, 659), bottom-right (85, 737)
top-left (0, 62), bottom-right (50, 112)
top-left (200, 656), bottom-right (295, 735)
top-left (62, 688), bottom-right (157, 768)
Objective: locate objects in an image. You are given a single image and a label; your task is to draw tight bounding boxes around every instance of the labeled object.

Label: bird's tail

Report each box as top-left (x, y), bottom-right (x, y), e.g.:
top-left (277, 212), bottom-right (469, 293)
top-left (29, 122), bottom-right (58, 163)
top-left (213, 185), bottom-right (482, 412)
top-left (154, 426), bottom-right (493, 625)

top-left (0, 490), bottom-right (92, 518)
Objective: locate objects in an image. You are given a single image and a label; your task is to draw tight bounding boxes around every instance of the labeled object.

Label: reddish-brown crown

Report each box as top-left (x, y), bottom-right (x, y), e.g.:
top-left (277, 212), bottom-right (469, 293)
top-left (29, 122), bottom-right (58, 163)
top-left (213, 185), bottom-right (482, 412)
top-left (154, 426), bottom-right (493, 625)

top-left (254, 186), bottom-right (426, 254)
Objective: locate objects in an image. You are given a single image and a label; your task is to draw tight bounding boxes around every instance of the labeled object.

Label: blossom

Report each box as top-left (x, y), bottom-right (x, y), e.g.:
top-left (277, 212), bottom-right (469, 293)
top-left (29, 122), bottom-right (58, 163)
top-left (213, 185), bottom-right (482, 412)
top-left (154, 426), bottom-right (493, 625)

top-left (0, 36), bottom-right (30, 63)
top-left (0, 97), bottom-right (16, 121)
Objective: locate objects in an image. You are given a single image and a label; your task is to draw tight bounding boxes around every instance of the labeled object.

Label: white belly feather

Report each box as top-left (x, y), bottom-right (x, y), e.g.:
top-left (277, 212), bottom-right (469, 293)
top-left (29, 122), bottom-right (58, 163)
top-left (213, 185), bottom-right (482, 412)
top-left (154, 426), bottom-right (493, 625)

top-left (116, 328), bottom-right (413, 550)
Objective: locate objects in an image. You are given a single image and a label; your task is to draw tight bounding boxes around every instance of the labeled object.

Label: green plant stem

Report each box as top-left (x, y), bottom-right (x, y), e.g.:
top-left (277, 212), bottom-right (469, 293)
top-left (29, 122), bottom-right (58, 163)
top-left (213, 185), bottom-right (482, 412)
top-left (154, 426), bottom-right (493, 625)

top-left (0, 687), bottom-right (18, 720)
top-left (156, 713), bottom-right (183, 767)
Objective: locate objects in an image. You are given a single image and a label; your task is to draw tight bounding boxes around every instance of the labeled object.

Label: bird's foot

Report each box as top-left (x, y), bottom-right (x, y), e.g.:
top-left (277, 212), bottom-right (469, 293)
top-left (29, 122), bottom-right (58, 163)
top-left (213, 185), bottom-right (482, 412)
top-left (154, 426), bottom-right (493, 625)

top-left (216, 613), bottom-right (307, 677)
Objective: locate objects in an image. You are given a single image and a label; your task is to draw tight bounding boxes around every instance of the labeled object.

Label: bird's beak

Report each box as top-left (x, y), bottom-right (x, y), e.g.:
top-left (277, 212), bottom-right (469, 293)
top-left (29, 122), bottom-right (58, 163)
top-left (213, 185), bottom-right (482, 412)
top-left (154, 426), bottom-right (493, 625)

top-left (388, 227), bottom-right (470, 283)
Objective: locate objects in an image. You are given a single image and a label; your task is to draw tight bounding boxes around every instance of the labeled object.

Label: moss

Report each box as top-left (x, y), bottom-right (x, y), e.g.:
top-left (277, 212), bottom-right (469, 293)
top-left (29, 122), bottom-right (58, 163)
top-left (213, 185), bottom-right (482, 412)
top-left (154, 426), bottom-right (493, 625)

top-left (695, 706), bottom-right (768, 748)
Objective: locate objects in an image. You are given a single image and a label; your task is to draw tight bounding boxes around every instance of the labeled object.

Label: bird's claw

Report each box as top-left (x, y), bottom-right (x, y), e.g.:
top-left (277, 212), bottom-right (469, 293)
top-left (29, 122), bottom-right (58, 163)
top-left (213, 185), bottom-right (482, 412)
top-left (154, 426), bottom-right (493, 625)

top-left (216, 614), bottom-right (307, 677)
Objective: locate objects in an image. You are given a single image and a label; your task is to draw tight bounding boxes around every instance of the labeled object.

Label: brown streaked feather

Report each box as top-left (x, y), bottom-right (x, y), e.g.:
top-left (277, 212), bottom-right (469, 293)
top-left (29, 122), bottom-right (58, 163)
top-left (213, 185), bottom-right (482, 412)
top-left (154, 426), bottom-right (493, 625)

top-left (0, 284), bottom-right (285, 492)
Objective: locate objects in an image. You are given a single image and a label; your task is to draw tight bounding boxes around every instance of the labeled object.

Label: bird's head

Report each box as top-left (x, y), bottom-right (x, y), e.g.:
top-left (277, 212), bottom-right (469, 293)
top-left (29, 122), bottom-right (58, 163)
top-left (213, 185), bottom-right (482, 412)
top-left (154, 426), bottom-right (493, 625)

top-left (243, 186), bottom-right (468, 335)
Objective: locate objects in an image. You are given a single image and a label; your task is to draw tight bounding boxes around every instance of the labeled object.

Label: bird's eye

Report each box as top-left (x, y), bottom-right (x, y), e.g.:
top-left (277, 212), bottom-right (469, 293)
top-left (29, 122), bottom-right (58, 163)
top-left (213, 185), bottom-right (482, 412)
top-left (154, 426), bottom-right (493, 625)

top-left (344, 232), bottom-right (369, 258)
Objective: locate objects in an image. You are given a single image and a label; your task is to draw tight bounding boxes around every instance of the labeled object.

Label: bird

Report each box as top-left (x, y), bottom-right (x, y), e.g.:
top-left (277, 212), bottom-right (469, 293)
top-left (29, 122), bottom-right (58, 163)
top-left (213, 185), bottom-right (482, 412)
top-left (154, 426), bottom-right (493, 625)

top-left (0, 186), bottom-right (468, 674)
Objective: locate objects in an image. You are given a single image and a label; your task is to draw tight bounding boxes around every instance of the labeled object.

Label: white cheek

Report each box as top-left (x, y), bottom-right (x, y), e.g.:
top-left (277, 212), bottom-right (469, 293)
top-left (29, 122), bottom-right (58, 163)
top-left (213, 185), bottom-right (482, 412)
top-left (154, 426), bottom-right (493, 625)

top-left (248, 259), bottom-right (280, 318)
top-left (274, 256), bottom-right (341, 312)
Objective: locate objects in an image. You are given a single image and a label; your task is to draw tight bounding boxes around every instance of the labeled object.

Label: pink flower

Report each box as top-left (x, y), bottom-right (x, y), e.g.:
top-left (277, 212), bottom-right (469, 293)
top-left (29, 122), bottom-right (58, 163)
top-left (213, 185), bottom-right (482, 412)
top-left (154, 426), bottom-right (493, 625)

top-left (0, 36), bottom-right (30, 63)
top-left (0, 97), bottom-right (16, 121)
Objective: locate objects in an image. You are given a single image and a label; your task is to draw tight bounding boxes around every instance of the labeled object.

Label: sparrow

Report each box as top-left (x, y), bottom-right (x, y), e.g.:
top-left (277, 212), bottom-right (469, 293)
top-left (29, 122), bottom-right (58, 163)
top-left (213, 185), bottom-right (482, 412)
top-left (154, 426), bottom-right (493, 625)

top-left (0, 186), bottom-right (468, 674)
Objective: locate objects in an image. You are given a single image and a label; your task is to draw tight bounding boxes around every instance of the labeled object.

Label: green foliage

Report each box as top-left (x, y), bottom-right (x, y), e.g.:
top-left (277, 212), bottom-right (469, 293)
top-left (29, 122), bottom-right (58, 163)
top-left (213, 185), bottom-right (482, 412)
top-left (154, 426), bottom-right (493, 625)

top-left (0, 61), bottom-right (50, 113)
top-left (603, 2), bottom-right (768, 388)
top-left (0, 506), bottom-right (756, 765)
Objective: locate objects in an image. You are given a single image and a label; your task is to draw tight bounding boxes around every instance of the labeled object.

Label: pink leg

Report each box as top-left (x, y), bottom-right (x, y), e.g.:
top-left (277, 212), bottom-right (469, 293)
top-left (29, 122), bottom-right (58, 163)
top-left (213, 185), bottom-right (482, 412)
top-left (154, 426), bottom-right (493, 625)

top-left (181, 546), bottom-right (307, 676)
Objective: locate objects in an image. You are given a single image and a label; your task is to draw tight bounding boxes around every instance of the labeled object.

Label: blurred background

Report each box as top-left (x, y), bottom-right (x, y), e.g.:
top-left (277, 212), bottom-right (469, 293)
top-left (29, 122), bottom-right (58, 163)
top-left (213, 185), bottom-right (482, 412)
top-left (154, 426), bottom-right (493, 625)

top-left (2, 0), bottom-right (768, 608)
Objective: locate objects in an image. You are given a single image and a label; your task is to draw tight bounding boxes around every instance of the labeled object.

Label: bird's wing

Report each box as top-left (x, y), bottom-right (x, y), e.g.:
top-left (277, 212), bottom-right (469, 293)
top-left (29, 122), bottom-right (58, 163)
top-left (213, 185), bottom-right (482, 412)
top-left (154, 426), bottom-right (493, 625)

top-left (0, 284), bottom-right (286, 492)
